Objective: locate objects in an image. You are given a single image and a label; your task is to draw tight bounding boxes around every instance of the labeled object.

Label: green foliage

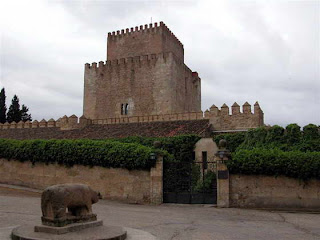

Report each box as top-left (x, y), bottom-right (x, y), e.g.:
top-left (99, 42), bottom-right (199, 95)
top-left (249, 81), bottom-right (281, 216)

top-left (213, 132), bottom-right (246, 152)
top-left (6, 95), bottom-right (21, 123)
top-left (238, 124), bottom-right (319, 152)
top-left (0, 88), bottom-right (6, 124)
top-left (191, 164), bottom-right (201, 190)
top-left (285, 124), bottom-right (301, 145)
top-left (215, 124), bottom-right (319, 180)
top-left (214, 124), bottom-right (319, 153)
top-left (265, 125), bottom-right (285, 145)
top-left (114, 135), bottom-right (201, 163)
top-left (6, 95), bottom-right (32, 123)
top-left (0, 139), bottom-right (168, 170)
top-left (229, 148), bottom-right (320, 180)
top-left (242, 127), bottom-right (268, 148)
top-left (194, 170), bottom-right (216, 192)
top-left (20, 105), bottom-right (32, 122)
top-left (303, 124), bottom-right (319, 140)
top-left (113, 135), bottom-right (201, 190)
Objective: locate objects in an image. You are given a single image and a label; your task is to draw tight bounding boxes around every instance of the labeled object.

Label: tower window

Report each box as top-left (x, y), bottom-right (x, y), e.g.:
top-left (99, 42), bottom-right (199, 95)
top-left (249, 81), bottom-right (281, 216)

top-left (125, 104), bottom-right (129, 115)
top-left (121, 103), bottom-right (129, 115)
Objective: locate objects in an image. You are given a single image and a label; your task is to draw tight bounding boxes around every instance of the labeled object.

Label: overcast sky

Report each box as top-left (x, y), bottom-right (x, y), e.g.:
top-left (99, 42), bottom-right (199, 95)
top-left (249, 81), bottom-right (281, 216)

top-left (0, 0), bottom-right (319, 127)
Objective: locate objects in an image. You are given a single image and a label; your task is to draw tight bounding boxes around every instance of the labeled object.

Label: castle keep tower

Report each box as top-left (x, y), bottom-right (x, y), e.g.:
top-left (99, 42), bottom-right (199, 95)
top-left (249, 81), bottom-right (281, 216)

top-left (83, 22), bottom-right (201, 119)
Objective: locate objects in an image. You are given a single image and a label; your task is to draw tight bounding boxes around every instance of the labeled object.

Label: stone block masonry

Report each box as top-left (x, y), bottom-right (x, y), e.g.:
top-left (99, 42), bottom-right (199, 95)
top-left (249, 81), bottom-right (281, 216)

top-left (230, 174), bottom-right (320, 209)
top-left (205, 102), bottom-right (264, 131)
top-left (0, 101), bottom-right (264, 133)
top-left (83, 21), bottom-right (201, 120)
top-left (0, 157), bottom-right (163, 204)
top-left (107, 22), bottom-right (184, 62)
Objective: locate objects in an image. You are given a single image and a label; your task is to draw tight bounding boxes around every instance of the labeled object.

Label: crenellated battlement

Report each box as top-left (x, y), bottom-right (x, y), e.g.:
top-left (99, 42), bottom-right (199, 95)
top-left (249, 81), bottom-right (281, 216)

top-left (107, 22), bottom-right (183, 47)
top-left (204, 102), bottom-right (264, 131)
top-left (205, 102), bottom-right (263, 116)
top-left (85, 52), bottom-right (179, 71)
top-left (107, 21), bottom-right (184, 62)
top-left (0, 101), bottom-right (264, 132)
top-left (0, 115), bottom-right (92, 131)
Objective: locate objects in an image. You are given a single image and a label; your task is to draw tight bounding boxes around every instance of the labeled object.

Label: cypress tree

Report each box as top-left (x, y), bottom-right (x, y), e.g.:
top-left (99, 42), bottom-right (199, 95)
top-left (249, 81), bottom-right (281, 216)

top-left (0, 88), bottom-right (6, 123)
top-left (21, 104), bottom-right (32, 122)
top-left (7, 95), bottom-right (21, 123)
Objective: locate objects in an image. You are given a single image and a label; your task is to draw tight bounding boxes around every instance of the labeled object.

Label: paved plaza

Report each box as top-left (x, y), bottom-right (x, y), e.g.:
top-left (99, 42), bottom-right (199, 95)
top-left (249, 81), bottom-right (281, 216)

top-left (0, 185), bottom-right (319, 240)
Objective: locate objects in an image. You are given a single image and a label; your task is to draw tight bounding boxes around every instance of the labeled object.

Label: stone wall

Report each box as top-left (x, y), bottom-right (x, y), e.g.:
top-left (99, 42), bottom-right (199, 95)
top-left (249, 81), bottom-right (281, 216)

top-left (0, 101), bottom-right (264, 133)
top-left (205, 102), bottom-right (264, 131)
top-left (92, 111), bottom-right (204, 124)
top-left (83, 52), bottom-right (201, 120)
top-left (84, 21), bottom-right (200, 120)
top-left (230, 174), bottom-right (320, 209)
top-left (0, 158), bottom-right (163, 204)
top-left (107, 22), bottom-right (184, 62)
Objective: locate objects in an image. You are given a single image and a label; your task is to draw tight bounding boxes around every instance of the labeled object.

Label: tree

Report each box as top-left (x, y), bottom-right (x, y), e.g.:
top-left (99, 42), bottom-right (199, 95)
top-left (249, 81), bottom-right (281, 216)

top-left (0, 88), bottom-right (6, 123)
top-left (7, 95), bottom-right (21, 123)
top-left (21, 104), bottom-right (32, 122)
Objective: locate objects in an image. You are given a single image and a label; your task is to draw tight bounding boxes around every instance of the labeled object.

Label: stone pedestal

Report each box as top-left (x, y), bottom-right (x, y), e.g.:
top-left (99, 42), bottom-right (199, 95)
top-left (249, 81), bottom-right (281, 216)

top-left (34, 220), bottom-right (103, 235)
top-left (41, 213), bottom-right (97, 227)
top-left (12, 224), bottom-right (127, 240)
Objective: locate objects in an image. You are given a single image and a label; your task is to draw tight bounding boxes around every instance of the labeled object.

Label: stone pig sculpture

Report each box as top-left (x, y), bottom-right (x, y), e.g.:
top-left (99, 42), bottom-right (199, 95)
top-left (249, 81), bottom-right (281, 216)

top-left (41, 183), bottom-right (101, 224)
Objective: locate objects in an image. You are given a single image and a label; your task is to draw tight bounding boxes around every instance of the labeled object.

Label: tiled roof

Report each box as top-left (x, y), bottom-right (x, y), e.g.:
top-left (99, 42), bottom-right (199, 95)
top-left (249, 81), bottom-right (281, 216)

top-left (0, 120), bottom-right (211, 140)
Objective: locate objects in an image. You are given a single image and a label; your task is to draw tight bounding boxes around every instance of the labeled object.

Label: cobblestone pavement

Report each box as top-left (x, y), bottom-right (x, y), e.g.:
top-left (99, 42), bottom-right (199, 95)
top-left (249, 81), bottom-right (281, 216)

top-left (0, 186), bottom-right (319, 240)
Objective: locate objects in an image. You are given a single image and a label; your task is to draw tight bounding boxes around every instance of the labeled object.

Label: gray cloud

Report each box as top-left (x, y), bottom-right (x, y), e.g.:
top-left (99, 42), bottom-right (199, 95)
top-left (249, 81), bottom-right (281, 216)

top-left (0, 0), bottom-right (319, 126)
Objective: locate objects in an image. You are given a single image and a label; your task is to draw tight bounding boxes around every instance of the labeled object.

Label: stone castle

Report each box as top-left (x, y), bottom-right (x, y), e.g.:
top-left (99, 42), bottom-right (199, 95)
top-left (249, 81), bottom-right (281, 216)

top-left (0, 22), bottom-right (264, 137)
top-left (84, 22), bottom-right (201, 119)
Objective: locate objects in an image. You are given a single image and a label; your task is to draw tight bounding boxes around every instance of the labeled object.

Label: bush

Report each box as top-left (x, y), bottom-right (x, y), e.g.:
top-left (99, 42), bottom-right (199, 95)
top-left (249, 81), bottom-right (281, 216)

top-left (0, 139), bottom-right (169, 170)
top-left (229, 148), bottom-right (320, 180)
top-left (265, 125), bottom-right (285, 145)
top-left (285, 124), bottom-right (301, 145)
top-left (303, 124), bottom-right (319, 140)
top-left (114, 135), bottom-right (201, 163)
top-left (194, 170), bottom-right (216, 192)
top-left (235, 124), bottom-right (320, 152)
top-left (213, 132), bottom-right (246, 152)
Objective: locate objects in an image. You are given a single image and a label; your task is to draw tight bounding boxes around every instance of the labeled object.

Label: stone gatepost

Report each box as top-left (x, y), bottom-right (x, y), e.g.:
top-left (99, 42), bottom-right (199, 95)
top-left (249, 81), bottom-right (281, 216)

top-left (150, 155), bottom-right (163, 205)
top-left (215, 139), bottom-right (231, 208)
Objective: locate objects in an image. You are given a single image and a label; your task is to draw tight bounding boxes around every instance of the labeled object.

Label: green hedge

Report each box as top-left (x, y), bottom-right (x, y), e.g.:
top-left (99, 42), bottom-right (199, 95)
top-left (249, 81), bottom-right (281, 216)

top-left (213, 132), bottom-right (246, 152)
top-left (241, 124), bottom-right (320, 152)
top-left (214, 124), bottom-right (320, 153)
top-left (214, 124), bottom-right (320, 180)
top-left (112, 135), bottom-right (201, 163)
top-left (229, 148), bottom-right (320, 180)
top-left (0, 139), bottom-right (168, 170)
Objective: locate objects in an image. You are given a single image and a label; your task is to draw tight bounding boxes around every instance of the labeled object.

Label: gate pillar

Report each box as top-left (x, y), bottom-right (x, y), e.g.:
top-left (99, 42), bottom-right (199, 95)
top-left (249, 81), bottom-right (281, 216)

top-left (215, 139), bottom-right (230, 208)
top-left (150, 155), bottom-right (163, 205)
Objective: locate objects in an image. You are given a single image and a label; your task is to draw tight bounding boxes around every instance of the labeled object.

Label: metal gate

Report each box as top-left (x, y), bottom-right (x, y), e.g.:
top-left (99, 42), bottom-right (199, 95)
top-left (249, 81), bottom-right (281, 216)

top-left (163, 160), bottom-right (217, 204)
